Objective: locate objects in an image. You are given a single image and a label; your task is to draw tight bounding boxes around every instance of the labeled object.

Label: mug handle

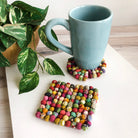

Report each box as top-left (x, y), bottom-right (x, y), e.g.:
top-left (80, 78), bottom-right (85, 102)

top-left (45, 18), bottom-right (73, 55)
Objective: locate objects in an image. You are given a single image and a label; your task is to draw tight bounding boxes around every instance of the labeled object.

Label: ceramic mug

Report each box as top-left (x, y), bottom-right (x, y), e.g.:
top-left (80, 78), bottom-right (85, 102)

top-left (45, 5), bottom-right (113, 69)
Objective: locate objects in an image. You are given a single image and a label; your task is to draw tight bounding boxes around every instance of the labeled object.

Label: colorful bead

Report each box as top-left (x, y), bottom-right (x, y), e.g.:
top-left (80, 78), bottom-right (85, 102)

top-left (82, 124), bottom-right (87, 131)
top-left (43, 108), bottom-right (48, 113)
top-left (88, 115), bottom-right (92, 122)
top-left (41, 113), bottom-right (46, 119)
top-left (36, 80), bottom-right (99, 131)
top-left (77, 112), bottom-right (81, 117)
top-left (55, 118), bottom-right (60, 125)
top-left (56, 108), bottom-right (61, 113)
top-left (73, 103), bottom-right (79, 108)
top-left (71, 112), bottom-right (76, 118)
top-left (45, 115), bottom-right (50, 121)
top-left (63, 115), bottom-right (69, 121)
top-left (43, 96), bottom-right (48, 101)
top-left (79, 104), bottom-right (85, 109)
top-left (37, 108), bottom-right (42, 112)
top-left (41, 100), bottom-right (46, 105)
top-left (85, 102), bottom-right (91, 107)
top-left (83, 110), bottom-right (88, 116)
top-left (50, 115), bottom-right (56, 122)
top-left (74, 117), bottom-right (80, 123)
top-left (65, 121), bottom-right (71, 127)
top-left (67, 107), bottom-right (72, 112)
top-left (78, 108), bottom-right (83, 113)
top-left (58, 114), bottom-right (63, 119)
top-left (45, 105), bottom-right (50, 110)
top-left (80, 119), bottom-right (86, 124)
top-left (66, 111), bottom-right (70, 116)
top-left (60, 110), bottom-right (66, 115)
top-left (68, 102), bottom-right (73, 107)
top-left (53, 112), bottom-right (58, 117)
top-left (80, 100), bottom-right (85, 104)
top-left (76, 122), bottom-right (82, 130)
top-left (60, 119), bottom-right (65, 126)
top-left (49, 107), bottom-right (55, 111)
top-left (71, 122), bottom-right (76, 128)
top-left (36, 112), bottom-right (41, 118)
top-left (47, 111), bottom-right (52, 115)
top-left (67, 57), bottom-right (106, 81)
top-left (87, 121), bottom-right (92, 127)
top-left (40, 104), bottom-right (45, 109)
top-left (81, 114), bottom-right (86, 120)
top-left (62, 101), bottom-right (68, 106)
top-left (84, 107), bottom-right (90, 111)
top-left (72, 108), bottom-right (78, 113)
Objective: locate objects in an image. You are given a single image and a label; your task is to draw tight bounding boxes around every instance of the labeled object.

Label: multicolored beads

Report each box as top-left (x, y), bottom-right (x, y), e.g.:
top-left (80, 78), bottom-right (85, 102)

top-left (36, 80), bottom-right (99, 130)
top-left (67, 57), bottom-right (106, 81)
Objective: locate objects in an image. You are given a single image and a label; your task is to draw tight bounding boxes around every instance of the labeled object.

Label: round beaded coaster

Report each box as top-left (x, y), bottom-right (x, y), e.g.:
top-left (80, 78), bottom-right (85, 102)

top-left (67, 57), bottom-right (107, 81)
top-left (36, 80), bottom-right (99, 131)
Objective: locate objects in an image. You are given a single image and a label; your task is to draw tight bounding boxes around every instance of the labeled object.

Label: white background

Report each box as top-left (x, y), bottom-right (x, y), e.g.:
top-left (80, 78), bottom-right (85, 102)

top-left (8, 0), bottom-right (138, 26)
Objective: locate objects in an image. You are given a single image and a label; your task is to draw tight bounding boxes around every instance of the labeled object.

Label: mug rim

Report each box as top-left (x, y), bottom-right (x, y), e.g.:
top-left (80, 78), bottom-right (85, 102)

top-left (69, 5), bottom-right (113, 23)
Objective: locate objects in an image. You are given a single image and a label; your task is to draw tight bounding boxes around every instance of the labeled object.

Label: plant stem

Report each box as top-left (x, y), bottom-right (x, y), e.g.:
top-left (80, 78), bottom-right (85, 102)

top-left (37, 58), bottom-right (44, 73)
top-left (36, 52), bottom-right (45, 59)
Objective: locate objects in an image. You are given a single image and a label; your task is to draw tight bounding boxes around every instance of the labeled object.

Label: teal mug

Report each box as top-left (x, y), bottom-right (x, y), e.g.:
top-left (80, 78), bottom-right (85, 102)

top-left (45, 5), bottom-right (113, 69)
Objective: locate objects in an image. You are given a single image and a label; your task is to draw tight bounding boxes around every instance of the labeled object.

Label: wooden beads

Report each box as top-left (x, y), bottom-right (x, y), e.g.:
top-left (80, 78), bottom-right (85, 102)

top-left (36, 80), bottom-right (99, 130)
top-left (67, 57), bottom-right (106, 81)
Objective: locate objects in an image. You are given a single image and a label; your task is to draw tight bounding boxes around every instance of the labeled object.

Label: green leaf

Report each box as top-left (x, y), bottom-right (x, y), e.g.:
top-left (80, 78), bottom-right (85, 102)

top-left (17, 48), bottom-right (37, 75)
top-left (0, 0), bottom-right (7, 23)
top-left (0, 40), bottom-right (6, 52)
top-left (5, 4), bottom-right (12, 24)
top-left (0, 32), bottom-right (16, 48)
top-left (17, 25), bottom-right (33, 49)
top-left (19, 71), bottom-right (39, 94)
top-left (39, 25), bottom-right (58, 51)
top-left (43, 58), bottom-right (64, 75)
top-left (0, 24), bottom-right (27, 41)
top-left (12, 1), bottom-right (49, 25)
top-left (0, 52), bottom-right (10, 67)
top-left (9, 6), bottom-right (22, 24)
top-left (6, 4), bottom-right (11, 11)
top-left (9, 6), bottom-right (34, 24)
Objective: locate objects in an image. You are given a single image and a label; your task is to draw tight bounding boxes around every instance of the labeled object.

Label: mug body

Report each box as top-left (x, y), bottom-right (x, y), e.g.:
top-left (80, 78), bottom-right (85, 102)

top-left (69, 5), bottom-right (112, 69)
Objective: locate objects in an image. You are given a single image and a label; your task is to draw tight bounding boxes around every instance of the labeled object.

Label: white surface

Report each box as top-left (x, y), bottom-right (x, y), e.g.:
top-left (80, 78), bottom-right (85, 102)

top-left (6, 45), bottom-right (138, 138)
top-left (8, 0), bottom-right (138, 26)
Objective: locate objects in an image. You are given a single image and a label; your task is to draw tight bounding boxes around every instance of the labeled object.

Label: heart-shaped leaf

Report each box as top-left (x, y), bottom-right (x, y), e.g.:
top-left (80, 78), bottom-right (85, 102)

top-left (39, 25), bottom-right (58, 51)
top-left (19, 71), bottom-right (39, 94)
top-left (0, 0), bottom-right (7, 23)
top-left (9, 6), bottom-right (35, 24)
top-left (5, 4), bottom-right (11, 24)
top-left (0, 32), bottom-right (16, 48)
top-left (9, 6), bottom-right (23, 24)
top-left (0, 24), bottom-right (27, 41)
top-left (0, 52), bottom-right (10, 67)
top-left (17, 25), bottom-right (33, 49)
top-left (12, 1), bottom-right (49, 25)
top-left (43, 58), bottom-right (64, 75)
top-left (17, 48), bottom-right (37, 75)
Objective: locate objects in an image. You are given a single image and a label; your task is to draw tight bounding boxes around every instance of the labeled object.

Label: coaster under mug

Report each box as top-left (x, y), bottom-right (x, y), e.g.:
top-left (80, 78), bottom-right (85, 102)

top-left (67, 57), bottom-right (107, 81)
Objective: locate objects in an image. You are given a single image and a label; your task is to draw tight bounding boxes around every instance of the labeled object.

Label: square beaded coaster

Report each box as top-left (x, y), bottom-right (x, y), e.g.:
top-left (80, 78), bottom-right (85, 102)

top-left (35, 80), bottom-right (99, 131)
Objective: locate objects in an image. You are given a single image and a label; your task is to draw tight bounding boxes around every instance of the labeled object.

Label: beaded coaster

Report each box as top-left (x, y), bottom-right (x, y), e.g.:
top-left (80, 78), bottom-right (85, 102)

top-left (67, 57), bottom-right (107, 81)
top-left (36, 80), bottom-right (98, 131)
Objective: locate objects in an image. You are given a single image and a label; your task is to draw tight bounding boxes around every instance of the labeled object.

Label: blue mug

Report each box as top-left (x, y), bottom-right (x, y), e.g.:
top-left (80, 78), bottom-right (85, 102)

top-left (45, 5), bottom-right (113, 69)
